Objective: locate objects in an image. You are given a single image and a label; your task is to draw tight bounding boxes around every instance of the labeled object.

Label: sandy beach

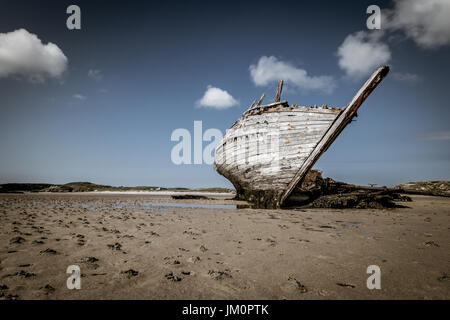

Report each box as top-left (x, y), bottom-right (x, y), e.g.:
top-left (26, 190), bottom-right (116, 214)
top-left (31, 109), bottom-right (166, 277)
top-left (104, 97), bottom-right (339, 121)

top-left (0, 193), bottom-right (449, 300)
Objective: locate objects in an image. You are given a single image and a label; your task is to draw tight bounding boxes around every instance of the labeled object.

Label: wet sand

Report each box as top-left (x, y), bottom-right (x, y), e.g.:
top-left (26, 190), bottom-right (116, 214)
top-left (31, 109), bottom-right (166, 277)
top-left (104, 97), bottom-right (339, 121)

top-left (0, 193), bottom-right (449, 300)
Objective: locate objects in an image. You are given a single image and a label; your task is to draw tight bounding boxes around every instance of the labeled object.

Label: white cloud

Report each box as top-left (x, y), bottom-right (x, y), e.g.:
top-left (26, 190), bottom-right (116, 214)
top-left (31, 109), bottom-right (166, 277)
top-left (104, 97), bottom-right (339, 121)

top-left (392, 72), bottom-right (421, 84)
top-left (249, 56), bottom-right (336, 94)
top-left (337, 31), bottom-right (391, 79)
top-left (196, 86), bottom-right (239, 109)
top-left (385, 0), bottom-right (450, 49)
top-left (88, 69), bottom-right (103, 81)
top-left (335, 0), bottom-right (450, 79)
top-left (336, 0), bottom-right (450, 79)
top-left (73, 94), bottom-right (86, 100)
top-left (0, 28), bottom-right (67, 82)
top-left (422, 131), bottom-right (450, 141)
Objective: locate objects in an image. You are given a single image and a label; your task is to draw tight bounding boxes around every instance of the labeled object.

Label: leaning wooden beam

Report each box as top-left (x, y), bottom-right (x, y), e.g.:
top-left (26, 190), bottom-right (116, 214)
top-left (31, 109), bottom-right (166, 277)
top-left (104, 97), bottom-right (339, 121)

top-left (275, 79), bottom-right (283, 102)
top-left (280, 66), bottom-right (390, 204)
top-left (246, 99), bottom-right (257, 111)
top-left (256, 93), bottom-right (266, 106)
top-left (251, 100), bottom-right (288, 109)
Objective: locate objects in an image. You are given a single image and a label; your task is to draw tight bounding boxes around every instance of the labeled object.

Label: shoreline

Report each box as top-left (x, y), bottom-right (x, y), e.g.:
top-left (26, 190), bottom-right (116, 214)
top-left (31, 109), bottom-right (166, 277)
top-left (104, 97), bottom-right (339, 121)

top-left (0, 191), bottom-right (236, 197)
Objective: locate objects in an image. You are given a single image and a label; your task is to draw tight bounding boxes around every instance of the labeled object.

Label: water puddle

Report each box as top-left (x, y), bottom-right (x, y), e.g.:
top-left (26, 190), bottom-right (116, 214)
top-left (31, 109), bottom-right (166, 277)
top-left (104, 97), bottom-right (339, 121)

top-left (0, 199), bottom-right (238, 211)
top-left (137, 202), bottom-right (237, 210)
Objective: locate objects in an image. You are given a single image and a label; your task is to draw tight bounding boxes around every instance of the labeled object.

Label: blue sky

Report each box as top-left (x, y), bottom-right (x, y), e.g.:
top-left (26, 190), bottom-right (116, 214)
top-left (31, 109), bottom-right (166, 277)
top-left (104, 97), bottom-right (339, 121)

top-left (0, 0), bottom-right (449, 188)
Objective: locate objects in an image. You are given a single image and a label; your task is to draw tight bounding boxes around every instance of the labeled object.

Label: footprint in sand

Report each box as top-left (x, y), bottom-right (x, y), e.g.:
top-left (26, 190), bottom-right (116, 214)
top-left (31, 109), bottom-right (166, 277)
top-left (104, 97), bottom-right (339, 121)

top-left (4, 270), bottom-right (36, 279)
top-left (0, 292), bottom-right (19, 300)
top-left (187, 256), bottom-right (201, 264)
top-left (120, 269), bottom-right (139, 279)
top-left (208, 269), bottom-right (232, 280)
top-left (284, 276), bottom-right (308, 294)
top-left (437, 273), bottom-right (450, 282)
top-left (40, 284), bottom-right (55, 295)
top-left (18, 264), bottom-right (32, 268)
top-left (80, 257), bottom-right (100, 269)
top-left (424, 241), bottom-right (440, 247)
top-left (165, 272), bottom-right (182, 282)
top-left (107, 242), bottom-right (122, 251)
top-left (40, 248), bottom-right (59, 255)
top-left (336, 282), bottom-right (356, 288)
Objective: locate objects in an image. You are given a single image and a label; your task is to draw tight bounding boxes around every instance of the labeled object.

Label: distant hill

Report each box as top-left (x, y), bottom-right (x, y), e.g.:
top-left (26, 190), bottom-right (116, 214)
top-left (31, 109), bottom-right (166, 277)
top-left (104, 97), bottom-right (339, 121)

top-left (395, 181), bottom-right (450, 197)
top-left (0, 182), bottom-right (233, 194)
top-left (0, 183), bottom-right (54, 193)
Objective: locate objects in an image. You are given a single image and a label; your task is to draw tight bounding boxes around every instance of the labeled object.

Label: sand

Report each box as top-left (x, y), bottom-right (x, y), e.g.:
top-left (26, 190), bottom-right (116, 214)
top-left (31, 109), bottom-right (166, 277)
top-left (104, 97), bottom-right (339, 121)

top-left (0, 193), bottom-right (449, 300)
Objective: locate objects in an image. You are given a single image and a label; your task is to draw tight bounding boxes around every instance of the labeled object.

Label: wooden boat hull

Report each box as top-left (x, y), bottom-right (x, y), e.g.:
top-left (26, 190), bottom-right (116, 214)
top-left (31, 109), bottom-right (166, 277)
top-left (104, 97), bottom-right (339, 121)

top-left (214, 66), bottom-right (390, 208)
top-left (214, 104), bottom-right (341, 206)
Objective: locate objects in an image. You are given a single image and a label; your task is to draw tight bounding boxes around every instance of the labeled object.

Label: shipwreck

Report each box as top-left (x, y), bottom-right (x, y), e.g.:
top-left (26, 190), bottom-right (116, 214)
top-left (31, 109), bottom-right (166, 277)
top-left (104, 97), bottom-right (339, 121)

top-left (214, 66), bottom-right (390, 208)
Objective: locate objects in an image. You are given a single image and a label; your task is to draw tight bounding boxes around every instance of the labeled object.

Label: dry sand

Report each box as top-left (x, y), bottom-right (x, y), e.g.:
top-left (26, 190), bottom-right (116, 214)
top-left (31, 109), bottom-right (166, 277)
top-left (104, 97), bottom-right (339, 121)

top-left (0, 193), bottom-right (449, 300)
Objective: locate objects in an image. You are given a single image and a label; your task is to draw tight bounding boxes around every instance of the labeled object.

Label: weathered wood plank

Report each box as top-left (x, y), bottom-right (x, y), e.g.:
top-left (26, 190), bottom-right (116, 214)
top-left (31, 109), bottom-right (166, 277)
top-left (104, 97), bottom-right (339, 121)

top-left (247, 99), bottom-right (257, 111)
top-left (256, 93), bottom-right (266, 106)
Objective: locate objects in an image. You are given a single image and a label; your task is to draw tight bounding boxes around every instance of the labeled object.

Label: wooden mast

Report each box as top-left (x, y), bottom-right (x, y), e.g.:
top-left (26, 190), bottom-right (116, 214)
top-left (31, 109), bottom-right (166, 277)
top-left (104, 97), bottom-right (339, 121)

top-left (275, 80), bottom-right (283, 102)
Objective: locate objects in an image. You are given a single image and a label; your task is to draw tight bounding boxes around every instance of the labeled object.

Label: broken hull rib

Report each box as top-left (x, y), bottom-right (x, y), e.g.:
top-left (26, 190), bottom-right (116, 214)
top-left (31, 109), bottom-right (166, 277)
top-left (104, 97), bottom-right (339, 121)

top-left (214, 66), bottom-right (390, 208)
